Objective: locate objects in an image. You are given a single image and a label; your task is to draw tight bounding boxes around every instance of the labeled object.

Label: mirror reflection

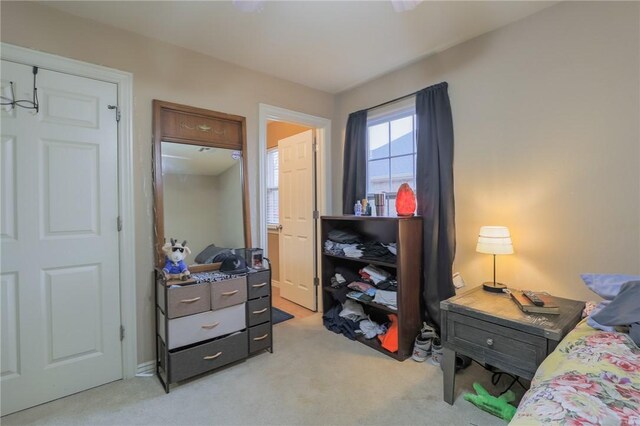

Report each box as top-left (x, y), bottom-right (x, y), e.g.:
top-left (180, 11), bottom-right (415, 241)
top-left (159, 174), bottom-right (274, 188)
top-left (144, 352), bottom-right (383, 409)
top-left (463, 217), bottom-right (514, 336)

top-left (162, 142), bottom-right (245, 266)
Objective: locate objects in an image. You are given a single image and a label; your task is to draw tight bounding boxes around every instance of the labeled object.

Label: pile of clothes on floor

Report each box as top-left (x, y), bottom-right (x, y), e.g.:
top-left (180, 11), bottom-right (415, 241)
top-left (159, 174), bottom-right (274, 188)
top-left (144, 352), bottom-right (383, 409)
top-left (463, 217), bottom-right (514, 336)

top-left (324, 229), bottom-right (397, 264)
top-left (322, 300), bottom-right (400, 353)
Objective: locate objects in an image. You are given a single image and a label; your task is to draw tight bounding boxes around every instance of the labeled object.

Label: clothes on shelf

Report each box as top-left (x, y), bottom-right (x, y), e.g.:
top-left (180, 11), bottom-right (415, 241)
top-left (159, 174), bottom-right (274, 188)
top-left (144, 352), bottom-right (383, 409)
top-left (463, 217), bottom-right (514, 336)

top-left (347, 291), bottom-right (374, 303)
top-left (378, 314), bottom-right (399, 352)
top-left (324, 230), bottom-right (396, 264)
top-left (347, 281), bottom-right (377, 296)
top-left (339, 300), bottom-right (367, 322)
top-left (360, 265), bottom-right (390, 285)
top-left (373, 290), bottom-right (398, 311)
top-left (323, 304), bottom-right (359, 340)
top-left (359, 318), bottom-right (387, 339)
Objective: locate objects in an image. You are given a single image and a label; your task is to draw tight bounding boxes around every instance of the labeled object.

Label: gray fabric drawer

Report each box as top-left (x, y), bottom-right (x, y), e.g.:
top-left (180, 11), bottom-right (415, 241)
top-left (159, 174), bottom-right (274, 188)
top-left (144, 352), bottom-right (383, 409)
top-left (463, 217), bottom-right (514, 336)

top-left (249, 322), bottom-right (272, 354)
top-left (161, 282), bottom-right (211, 319)
top-left (211, 276), bottom-right (247, 310)
top-left (169, 331), bottom-right (248, 383)
top-left (247, 271), bottom-right (270, 300)
top-left (166, 304), bottom-right (246, 350)
top-left (247, 297), bottom-right (271, 327)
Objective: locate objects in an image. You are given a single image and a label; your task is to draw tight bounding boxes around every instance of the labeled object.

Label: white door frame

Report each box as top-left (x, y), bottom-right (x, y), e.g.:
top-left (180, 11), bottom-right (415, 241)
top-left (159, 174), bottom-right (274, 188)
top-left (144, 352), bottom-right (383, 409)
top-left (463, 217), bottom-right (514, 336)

top-left (258, 104), bottom-right (331, 308)
top-left (1, 43), bottom-right (137, 379)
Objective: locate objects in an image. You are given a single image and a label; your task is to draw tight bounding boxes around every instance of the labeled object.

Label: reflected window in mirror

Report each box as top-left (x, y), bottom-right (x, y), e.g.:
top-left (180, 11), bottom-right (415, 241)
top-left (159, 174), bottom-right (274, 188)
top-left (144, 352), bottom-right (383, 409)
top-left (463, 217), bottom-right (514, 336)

top-left (162, 142), bottom-right (245, 266)
top-left (266, 147), bottom-right (279, 227)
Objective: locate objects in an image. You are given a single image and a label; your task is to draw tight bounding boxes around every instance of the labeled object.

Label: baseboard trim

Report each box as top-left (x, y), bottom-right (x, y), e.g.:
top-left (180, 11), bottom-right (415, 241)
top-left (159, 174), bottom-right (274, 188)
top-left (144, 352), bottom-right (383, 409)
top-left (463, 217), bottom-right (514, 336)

top-left (136, 360), bottom-right (155, 376)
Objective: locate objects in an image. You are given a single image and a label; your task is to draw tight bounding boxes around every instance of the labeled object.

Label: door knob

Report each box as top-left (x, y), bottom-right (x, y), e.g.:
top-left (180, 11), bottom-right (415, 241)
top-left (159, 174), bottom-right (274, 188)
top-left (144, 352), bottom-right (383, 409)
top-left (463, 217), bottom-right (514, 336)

top-left (277, 224), bottom-right (283, 231)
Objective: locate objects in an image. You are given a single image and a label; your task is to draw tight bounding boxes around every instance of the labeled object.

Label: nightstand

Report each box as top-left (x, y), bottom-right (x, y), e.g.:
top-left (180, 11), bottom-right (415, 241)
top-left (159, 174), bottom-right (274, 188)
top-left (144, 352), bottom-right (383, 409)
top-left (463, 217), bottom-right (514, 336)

top-left (440, 286), bottom-right (584, 404)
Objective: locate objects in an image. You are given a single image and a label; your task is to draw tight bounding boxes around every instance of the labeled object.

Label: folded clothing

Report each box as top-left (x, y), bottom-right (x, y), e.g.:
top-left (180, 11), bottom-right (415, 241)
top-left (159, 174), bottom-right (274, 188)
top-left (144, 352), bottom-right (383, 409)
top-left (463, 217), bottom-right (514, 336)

top-left (361, 265), bottom-right (391, 285)
top-left (373, 290), bottom-right (397, 310)
top-left (339, 300), bottom-right (367, 322)
top-left (347, 281), bottom-right (376, 296)
top-left (328, 229), bottom-right (361, 244)
top-left (347, 291), bottom-right (373, 303)
top-left (357, 241), bottom-right (396, 263)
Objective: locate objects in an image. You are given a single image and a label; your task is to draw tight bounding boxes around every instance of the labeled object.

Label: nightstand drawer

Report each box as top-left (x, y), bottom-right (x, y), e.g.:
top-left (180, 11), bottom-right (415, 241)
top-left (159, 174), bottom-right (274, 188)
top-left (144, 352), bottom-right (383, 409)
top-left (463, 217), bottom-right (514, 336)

top-left (446, 312), bottom-right (546, 376)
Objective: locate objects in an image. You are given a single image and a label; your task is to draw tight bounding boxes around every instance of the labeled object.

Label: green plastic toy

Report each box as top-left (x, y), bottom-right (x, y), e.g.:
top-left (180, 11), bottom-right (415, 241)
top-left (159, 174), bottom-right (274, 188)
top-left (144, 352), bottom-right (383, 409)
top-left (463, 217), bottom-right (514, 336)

top-left (463, 382), bottom-right (517, 422)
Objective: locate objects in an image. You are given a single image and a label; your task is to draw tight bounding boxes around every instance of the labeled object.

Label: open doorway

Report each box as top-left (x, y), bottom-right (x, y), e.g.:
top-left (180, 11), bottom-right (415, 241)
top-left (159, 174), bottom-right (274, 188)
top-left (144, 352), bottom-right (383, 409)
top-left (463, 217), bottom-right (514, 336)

top-left (258, 104), bottom-right (332, 319)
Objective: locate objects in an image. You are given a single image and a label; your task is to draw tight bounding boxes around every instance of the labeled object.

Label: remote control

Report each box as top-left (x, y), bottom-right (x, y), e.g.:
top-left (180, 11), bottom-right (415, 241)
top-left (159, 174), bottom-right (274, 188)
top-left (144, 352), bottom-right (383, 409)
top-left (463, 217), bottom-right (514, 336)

top-left (523, 290), bottom-right (545, 307)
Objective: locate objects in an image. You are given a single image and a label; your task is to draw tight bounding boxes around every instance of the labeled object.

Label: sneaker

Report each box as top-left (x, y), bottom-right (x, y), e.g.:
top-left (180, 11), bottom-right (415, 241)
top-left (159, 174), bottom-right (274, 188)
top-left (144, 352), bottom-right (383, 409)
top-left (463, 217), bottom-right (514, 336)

top-left (429, 337), bottom-right (443, 366)
top-left (412, 336), bottom-right (432, 362)
top-left (419, 322), bottom-right (438, 340)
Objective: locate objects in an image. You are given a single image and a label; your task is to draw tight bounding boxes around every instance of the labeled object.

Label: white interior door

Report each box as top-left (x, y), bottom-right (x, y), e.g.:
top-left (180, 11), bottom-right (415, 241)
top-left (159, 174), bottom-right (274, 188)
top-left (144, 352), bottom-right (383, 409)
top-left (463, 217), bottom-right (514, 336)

top-left (1, 60), bottom-right (122, 415)
top-left (278, 130), bottom-right (316, 310)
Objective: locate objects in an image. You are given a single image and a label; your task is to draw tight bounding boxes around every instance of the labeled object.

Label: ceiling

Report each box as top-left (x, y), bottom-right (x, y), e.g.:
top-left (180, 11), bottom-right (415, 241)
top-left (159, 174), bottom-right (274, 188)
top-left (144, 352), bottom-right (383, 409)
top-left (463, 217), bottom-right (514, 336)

top-left (161, 142), bottom-right (240, 176)
top-left (44, 1), bottom-right (557, 94)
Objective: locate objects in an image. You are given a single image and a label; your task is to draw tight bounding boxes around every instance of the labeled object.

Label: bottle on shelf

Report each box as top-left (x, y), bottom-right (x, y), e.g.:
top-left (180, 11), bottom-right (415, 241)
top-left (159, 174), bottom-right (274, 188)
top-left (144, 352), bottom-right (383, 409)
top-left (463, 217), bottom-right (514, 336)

top-left (354, 200), bottom-right (362, 216)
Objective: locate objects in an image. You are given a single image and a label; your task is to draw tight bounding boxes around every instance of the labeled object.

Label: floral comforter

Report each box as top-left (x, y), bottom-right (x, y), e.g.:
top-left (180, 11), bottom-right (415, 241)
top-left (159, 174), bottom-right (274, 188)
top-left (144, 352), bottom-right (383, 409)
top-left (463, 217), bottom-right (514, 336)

top-left (511, 320), bottom-right (640, 425)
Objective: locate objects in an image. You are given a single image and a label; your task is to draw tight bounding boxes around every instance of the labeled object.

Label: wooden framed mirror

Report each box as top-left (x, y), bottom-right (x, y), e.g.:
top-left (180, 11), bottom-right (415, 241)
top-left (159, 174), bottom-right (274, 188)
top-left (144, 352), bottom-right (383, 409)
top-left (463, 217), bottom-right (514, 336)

top-left (152, 100), bottom-right (251, 268)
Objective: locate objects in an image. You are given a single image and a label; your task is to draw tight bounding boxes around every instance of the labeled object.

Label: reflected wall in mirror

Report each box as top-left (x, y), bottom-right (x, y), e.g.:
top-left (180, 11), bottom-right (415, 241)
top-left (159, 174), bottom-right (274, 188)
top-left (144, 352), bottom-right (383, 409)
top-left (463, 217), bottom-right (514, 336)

top-left (152, 100), bottom-right (250, 268)
top-left (162, 143), bottom-right (245, 265)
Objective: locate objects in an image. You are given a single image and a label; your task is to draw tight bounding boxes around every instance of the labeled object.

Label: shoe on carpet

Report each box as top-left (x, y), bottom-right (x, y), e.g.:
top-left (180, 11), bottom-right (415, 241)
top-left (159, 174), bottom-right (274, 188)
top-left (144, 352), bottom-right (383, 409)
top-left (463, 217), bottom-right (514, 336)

top-left (412, 336), bottom-right (432, 362)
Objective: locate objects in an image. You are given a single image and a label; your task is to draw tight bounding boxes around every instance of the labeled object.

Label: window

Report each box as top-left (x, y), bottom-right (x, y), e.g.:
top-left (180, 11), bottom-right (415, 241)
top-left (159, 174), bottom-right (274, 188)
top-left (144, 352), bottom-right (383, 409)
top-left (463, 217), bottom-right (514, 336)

top-left (266, 148), bottom-right (279, 225)
top-left (366, 98), bottom-right (417, 214)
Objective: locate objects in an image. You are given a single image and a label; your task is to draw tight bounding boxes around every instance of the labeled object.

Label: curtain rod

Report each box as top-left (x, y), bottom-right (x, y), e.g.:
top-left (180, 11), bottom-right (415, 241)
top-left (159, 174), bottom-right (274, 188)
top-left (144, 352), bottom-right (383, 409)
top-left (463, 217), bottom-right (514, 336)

top-left (365, 82), bottom-right (448, 112)
top-left (367, 90), bottom-right (417, 112)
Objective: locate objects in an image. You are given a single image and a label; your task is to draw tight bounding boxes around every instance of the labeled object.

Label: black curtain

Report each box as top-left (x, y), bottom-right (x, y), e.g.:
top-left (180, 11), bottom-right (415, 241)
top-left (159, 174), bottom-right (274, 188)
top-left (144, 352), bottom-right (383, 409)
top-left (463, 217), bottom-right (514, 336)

top-left (415, 82), bottom-right (456, 329)
top-left (342, 110), bottom-right (368, 214)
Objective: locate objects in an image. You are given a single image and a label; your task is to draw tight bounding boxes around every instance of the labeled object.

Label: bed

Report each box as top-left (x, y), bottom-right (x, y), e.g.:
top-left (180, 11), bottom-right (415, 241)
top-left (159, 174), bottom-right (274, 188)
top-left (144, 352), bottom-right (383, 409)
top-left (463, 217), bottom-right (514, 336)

top-left (510, 319), bottom-right (640, 425)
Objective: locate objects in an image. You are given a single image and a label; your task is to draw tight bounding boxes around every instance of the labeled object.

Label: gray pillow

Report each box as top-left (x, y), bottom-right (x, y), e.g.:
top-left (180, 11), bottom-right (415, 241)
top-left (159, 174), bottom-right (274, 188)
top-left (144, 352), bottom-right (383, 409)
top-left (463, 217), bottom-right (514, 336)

top-left (591, 280), bottom-right (640, 345)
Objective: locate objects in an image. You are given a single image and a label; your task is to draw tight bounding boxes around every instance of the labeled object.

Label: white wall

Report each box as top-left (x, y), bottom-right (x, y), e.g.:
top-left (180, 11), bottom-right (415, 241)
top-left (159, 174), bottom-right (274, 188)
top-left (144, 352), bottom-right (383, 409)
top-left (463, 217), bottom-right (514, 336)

top-left (333, 1), bottom-right (640, 302)
top-left (163, 173), bottom-right (221, 265)
top-left (0, 1), bottom-right (334, 364)
top-left (215, 162), bottom-right (245, 248)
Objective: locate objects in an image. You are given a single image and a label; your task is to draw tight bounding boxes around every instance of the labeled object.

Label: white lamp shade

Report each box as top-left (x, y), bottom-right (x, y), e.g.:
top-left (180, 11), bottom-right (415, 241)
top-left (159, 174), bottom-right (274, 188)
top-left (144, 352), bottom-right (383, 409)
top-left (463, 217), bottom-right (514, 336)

top-left (476, 226), bottom-right (514, 255)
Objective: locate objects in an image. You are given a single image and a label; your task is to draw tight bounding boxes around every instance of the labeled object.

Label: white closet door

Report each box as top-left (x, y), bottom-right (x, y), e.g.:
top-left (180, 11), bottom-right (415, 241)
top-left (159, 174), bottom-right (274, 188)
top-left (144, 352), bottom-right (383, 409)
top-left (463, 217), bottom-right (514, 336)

top-left (1, 60), bottom-right (122, 415)
top-left (278, 130), bottom-right (316, 310)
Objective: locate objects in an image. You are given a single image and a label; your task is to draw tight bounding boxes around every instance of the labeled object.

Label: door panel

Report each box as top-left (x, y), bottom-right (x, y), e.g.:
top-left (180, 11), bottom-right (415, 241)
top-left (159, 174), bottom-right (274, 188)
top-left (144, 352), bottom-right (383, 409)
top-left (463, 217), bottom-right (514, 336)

top-left (278, 130), bottom-right (316, 310)
top-left (0, 60), bottom-right (122, 415)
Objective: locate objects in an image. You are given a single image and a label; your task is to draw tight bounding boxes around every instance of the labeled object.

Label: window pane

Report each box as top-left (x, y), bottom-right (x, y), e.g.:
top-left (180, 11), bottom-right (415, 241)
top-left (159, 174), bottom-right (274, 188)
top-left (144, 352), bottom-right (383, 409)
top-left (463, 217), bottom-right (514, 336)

top-left (367, 159), bottom-right (390, 193)
top-left (368, 122), bottom-right (389, 160)
top-left (390, 115), bottom-right (414, 156)
top-left (390, 155), bottom-right (414, 193)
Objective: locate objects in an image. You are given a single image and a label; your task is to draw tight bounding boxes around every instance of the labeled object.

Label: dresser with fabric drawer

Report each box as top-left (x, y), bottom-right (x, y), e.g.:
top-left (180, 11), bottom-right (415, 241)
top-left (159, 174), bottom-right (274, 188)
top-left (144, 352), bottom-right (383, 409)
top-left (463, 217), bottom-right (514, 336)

top-left (155, 267), bottom-right (272, 393)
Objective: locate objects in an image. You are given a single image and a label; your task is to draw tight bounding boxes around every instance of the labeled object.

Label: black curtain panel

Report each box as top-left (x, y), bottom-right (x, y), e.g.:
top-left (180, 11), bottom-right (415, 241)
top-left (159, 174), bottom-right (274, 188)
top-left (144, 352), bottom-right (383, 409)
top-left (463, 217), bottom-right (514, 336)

top-left (342, 110), bottom-right (368, 214)
top-left (415, 82), bottom-right (456, 330)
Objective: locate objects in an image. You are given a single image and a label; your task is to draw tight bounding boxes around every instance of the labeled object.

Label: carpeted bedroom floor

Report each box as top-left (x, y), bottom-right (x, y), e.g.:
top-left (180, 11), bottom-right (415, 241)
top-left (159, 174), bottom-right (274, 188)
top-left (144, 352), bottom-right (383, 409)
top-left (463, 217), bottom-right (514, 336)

top-left (3, 313), bottom-right (526, 425)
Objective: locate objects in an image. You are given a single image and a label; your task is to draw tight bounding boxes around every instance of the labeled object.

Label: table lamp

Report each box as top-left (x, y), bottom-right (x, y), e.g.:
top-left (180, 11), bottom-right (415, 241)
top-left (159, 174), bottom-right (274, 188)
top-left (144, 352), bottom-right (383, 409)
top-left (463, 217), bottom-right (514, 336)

top-left (476, 226), bottom-right (513, 293)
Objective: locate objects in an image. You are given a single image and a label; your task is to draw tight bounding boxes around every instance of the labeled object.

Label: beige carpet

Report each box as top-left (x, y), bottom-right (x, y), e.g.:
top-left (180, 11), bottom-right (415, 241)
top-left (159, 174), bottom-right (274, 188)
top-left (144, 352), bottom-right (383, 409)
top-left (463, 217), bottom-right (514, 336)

top-left (3, 314), bottom-right (525, 425)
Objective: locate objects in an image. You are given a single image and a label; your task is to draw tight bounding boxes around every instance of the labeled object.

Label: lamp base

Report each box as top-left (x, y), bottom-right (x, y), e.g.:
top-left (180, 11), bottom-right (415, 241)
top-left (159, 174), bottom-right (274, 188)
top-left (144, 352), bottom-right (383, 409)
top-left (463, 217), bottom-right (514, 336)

top-left (482, 281), bottom-right (507, 293)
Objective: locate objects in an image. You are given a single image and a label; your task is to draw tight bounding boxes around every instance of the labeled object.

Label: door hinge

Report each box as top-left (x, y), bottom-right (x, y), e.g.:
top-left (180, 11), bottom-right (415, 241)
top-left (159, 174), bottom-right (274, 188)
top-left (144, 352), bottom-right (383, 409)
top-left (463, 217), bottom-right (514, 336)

top-left (313, 277), bottom-right (320, 287)
top-left (108, 105), bottom-right (121, 122)
top-left (313, 210), bottom-right (319, 219)
top-left (117, 216), bottom-right (123, 232)
top-left (120, 325), bottom-right (125, 341)
top-left (312, 134), bottom-right (318, 152)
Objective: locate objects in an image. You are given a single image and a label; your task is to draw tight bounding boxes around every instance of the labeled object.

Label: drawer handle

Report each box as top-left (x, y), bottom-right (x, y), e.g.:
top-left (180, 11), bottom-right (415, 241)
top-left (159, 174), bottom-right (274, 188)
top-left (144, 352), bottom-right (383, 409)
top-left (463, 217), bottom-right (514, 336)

top-left (252, 282), bottom-right (267, 288)
top-left (201, 322), bottom-right (220, 329)
top-left (486, 338), bottom-right (494, 346)
top-left (221, 290), bottom-right (239, 296)
top-left (213, 129), bottom-right (226, 135)
top-left (252, 308), bottom-right (268, 314)
top-left (180, 122), bottom-right (213, 133)
top-left (203, 352), bottom-right (222, 360)
top-left (253, 333), bottom-right (269, 341)
top-left (180, 297), bottom-right (201, 304)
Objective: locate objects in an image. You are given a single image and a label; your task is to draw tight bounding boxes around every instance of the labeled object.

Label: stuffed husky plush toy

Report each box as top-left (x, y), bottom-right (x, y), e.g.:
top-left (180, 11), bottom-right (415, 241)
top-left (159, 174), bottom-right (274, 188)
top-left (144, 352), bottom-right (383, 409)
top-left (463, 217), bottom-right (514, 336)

top-left (162, 239), bottom-right (191, 280)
